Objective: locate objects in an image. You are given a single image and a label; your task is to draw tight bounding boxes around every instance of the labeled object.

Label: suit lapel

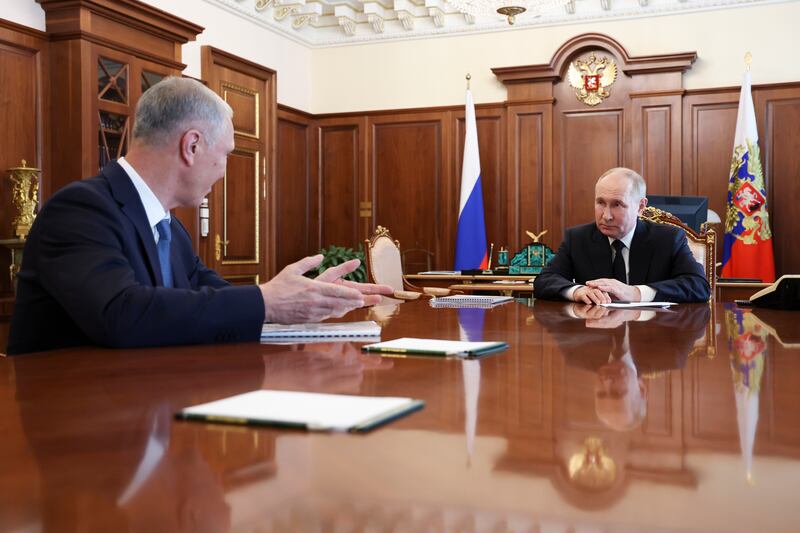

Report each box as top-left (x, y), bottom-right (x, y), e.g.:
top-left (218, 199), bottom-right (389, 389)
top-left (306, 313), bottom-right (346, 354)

top-left (104, 162), bottom-right (164, 286)
top-left (628, 220), bottom-right (653, 285)
top-left (588, 225), bottom-right (614, 279)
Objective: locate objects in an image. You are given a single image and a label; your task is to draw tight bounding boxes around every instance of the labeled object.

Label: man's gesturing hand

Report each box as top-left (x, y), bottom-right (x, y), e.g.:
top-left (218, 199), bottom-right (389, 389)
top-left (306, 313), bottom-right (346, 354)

top-left (259, 255), bottom-right (393, 324)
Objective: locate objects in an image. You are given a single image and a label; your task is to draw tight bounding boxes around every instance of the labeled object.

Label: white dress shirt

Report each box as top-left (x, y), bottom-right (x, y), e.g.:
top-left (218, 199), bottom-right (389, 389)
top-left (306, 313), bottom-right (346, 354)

top-left (117, 157), bottom-right (170, 244)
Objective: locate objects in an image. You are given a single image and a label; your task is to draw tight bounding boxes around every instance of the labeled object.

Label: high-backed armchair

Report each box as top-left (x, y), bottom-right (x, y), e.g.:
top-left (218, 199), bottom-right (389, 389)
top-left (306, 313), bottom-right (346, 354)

top-left (639, 205), bottom-right (717, 358)
top-left (364, 226), bottom-right (450, 298)
top-left (639, 205), bottom-right (717, 293)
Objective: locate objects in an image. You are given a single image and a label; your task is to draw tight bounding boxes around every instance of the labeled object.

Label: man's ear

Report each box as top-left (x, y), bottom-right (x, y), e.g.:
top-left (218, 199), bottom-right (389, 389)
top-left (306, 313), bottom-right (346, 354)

top-left (179, 129), bottom-right (202, 166)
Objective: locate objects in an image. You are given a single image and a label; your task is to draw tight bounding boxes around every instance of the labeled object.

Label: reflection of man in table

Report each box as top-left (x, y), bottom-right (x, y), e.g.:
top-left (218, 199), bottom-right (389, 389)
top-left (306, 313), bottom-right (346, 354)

top-left (534, 303), bottom-right (710, 431)
top-left (533, 167), bottom-right (710, 304)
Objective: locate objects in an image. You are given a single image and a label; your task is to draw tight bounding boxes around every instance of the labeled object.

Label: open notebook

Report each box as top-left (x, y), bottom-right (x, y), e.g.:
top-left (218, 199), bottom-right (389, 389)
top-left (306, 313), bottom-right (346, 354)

top-left (176, 390), bottom-right (424, 432)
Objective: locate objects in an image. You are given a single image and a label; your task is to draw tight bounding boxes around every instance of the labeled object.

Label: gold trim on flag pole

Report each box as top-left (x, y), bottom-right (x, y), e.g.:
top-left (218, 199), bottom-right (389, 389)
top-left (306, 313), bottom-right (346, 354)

top-left (466, 73), bottom-right (471, 90)
top-left (744, 52), bottom-right (752, 71)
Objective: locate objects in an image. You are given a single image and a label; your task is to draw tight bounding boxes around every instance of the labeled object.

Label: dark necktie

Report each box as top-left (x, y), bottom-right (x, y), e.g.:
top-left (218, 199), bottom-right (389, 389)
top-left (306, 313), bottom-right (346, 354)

top-left (156, 218), bottom-right (173, 288)
top-left (612, 239), bottom-right (627, 284)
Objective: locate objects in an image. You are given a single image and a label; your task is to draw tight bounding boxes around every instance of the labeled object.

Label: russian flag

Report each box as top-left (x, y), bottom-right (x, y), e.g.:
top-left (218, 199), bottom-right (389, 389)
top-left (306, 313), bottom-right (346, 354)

top-left (454, 89), bottom-right (489, 270)
top-left (720, 69), bottom-right (776, 282)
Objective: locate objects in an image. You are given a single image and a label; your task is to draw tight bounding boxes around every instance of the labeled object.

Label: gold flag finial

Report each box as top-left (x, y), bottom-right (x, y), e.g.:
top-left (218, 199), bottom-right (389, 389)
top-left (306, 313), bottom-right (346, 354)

top-left (465, 73), bottom-right (471, 90)
top-left (744, 52), bottom-right (752, 71)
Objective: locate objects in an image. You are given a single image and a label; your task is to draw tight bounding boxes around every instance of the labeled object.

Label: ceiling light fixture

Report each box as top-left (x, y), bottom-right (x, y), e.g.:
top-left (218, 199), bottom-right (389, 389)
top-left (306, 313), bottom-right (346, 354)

top-left (448, 0), bottom-right (570, 25)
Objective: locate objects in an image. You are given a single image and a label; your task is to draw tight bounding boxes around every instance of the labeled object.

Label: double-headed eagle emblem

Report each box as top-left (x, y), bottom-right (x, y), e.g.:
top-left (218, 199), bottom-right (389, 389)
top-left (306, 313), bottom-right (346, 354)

top-left (567, 52), bottom-right (617, 106)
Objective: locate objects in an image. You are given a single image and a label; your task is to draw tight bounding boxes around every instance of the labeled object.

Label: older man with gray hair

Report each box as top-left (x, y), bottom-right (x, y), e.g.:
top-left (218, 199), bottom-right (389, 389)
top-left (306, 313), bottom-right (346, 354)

top-left (534, 167), bottom-right (710, 304)
top-left (8, 77), bottom-right (392, 354)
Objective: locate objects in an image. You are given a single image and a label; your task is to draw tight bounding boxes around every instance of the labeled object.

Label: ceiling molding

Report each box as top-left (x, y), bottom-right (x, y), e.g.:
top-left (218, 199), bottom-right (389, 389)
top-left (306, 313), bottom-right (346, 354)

top-left (203, 0), bottom-right (790, 48)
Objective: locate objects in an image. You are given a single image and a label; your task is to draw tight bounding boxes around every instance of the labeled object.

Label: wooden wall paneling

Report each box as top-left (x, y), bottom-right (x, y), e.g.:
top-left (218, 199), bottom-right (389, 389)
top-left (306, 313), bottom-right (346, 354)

top-left (550, 46), bottom-right (635, 248)
top-left (368, 112), bottom-right (452, 270)
top-left (557, 108), bottom-right (625, 233)
top-left (506, 103), bottom-right (551, 253)
top-left (682, 352), bottom-right (740, 450)
top-left (0, 19), bottom-right (49, 318)
top-left (46, 38), bottom-right (91, 194)
top-left (629, 94), bottom-right (683, 195)
top-left (681, 91), bottom-right (739, 266)
top-left (759, 342), bottom-right (800, 453)
top-left (276, 106), bottom-right (315, 271)
top-left (495, 34), bottom-right (695, 253)
top-left (454, 104), bottom-right (506, 267)
top-left (755, 85), bottom-right (800, 276)
top-left (317, 117), bottom-right (364, 250)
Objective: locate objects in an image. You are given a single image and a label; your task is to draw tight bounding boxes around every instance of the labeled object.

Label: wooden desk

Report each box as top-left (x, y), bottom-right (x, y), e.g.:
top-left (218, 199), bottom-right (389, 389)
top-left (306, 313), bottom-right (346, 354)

top-left (717, 281), bottom-right (770, 301)
top-left (406, 273), bottom-right (534, 289)
top-left (2, 300), bottom-right (799, 530)
top-left (449, 282), bottom-right (533, 296)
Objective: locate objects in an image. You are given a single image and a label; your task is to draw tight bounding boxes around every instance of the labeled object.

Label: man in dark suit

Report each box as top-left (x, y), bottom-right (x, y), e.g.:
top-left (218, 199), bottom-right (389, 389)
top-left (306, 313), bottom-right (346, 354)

top-left (533, 167), bottom-right (710, 304)
top-left (7, 77), bottom-right (392, 354)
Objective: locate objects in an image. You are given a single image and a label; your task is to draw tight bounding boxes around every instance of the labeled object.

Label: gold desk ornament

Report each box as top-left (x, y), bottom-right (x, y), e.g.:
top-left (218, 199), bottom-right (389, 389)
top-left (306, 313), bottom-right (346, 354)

top-left (508, 229), bottom-right (555, 275)
top-left (567, 52), bottom-right (617, 107)
top-left (8, 159), bottom-right (41, 240)
top-left (568, 436), bottom-right (617, 490)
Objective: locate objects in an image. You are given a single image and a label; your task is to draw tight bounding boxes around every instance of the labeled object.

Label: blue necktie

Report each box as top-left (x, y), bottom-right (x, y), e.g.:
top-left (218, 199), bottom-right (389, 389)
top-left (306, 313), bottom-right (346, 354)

top-left (156, 218), bottom-right (173, 288)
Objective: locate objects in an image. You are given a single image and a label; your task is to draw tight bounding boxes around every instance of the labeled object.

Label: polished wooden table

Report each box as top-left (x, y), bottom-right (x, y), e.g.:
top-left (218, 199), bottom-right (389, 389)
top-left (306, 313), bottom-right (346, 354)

top-left (407, 274), bottom-right (534, 296)
top-left (2, 299), bottom-right (799, 531)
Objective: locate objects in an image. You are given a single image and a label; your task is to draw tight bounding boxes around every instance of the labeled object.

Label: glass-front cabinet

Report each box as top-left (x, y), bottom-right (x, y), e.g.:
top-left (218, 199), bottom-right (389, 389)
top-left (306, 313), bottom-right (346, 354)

top-left (37, 0), bottom-right (202, 194)
top-left (93, 45), bottom-right (171, 171)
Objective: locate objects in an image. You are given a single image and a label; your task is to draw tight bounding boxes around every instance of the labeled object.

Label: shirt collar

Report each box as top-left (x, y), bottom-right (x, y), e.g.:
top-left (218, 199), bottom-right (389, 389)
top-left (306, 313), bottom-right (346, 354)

top-left (607, 224), bottom-right (636, 250)
top-left (118, 157), bottom-right (169, 229)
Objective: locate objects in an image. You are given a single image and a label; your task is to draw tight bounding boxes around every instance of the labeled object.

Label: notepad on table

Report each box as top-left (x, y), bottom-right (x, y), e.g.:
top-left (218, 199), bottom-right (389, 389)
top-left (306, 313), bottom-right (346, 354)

top-left (261, 320), bottom-right (380, 340)
top-left (176, 390), bottom-right (424, 432)
top-left (429, 295), bottom-right (514, 308)
top-left (362, 337), bottom-right (509, 358)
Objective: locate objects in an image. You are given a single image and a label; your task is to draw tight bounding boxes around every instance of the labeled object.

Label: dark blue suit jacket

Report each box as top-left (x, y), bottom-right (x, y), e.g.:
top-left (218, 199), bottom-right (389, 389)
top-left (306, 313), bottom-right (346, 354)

top-left (533, 220), bottom-right (711, 303)
top-left (7, 162), bottom-right (264, 354)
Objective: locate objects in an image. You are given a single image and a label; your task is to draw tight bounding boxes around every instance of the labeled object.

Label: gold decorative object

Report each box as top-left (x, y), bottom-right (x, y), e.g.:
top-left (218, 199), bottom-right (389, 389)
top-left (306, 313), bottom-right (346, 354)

top-left (567, 52), bottom-right (618, 106)
top-left (447, 0), bottom-right (569, 26)
top-left (525, 229), bottom-right (548, 243)
top-left (7, 159), bottom-right (41, 240)
top-left (496, 5), bottom-right (526, 24)
top-left (568, 436), bottom-right (617, 490)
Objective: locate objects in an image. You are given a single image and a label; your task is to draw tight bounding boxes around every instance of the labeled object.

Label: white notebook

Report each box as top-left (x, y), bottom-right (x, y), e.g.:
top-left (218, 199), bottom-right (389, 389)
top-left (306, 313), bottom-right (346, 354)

top-left (430, 295), bottom-right (514, 308)
top-left (261, 320), bottom-right (380, 339)
top-left (176, 390), bottom-right (424, 432)
top-left (362, 337), bottom-right (509, 358)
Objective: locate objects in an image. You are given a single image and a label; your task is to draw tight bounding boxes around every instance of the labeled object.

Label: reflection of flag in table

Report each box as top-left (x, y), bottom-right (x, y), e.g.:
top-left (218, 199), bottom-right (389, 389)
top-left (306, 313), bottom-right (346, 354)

top-left (725, 304), bottom-right (767, 483)
top-left (454, 89), bottom-right (489, 270)
top-left (458, 308), bottom-right (485, 463)
top-left (721, 69), bottom-right (775, 282)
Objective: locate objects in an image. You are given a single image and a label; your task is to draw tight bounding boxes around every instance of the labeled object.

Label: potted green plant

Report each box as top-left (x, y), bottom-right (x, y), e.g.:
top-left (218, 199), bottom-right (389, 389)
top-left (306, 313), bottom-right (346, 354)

top-left (307, 244), bottom-right (367, 283)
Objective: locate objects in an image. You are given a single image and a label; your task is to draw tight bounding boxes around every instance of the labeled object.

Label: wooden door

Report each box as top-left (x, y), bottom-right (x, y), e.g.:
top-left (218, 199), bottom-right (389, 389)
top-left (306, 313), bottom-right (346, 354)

top-left (201, 47), bottom-right (276, 284)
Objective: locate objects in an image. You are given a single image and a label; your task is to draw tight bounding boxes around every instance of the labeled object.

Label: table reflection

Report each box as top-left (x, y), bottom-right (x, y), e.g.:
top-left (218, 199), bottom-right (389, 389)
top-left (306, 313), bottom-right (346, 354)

top-left (3, 301), bottom-right (800, 532)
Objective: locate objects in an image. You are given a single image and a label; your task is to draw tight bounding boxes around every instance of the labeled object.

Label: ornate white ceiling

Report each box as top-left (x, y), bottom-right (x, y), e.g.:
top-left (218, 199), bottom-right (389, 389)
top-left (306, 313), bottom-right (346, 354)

top-left (205, 0), bottom-right (778, 47)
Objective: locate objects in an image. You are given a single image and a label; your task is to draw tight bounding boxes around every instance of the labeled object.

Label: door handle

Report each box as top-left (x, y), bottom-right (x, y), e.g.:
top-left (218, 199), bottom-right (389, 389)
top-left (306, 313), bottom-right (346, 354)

top-left (215, 234), bottom-right (229, 261)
